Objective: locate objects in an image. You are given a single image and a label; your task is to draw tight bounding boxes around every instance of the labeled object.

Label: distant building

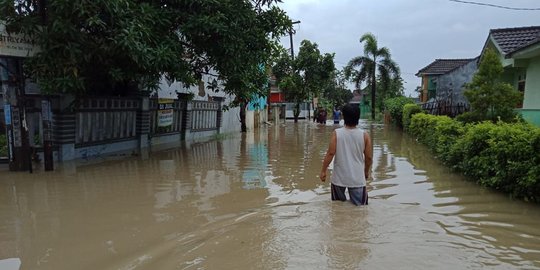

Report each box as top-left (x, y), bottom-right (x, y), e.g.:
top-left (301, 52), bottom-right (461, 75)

top-left (416, 58), bottom-right (478, 104)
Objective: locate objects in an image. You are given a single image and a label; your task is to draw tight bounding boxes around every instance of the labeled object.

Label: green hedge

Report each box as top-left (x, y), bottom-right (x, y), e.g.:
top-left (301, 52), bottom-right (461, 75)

top-left (384, 96), bottom-right (414, 128)
top-left (402, 103), bottom-right (422, 131)
top-left (0, 134), bottom-right (6, 157)
top-left (409, 113), bottom-right (540, 201)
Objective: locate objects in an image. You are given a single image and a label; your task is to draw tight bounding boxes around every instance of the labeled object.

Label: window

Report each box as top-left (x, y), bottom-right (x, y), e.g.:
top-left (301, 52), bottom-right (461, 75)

top-left (517, 80), bottom-right (525, 108)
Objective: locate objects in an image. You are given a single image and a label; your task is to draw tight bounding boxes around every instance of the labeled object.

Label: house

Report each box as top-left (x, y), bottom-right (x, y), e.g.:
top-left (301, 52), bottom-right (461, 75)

top-left (481, 26), bottom-right (540, 126)
top-left (416, 58), bottom-right (478, 104)
top-left (268, 73), bottom-right (311, 121)
top-left (348, 89), bottom-right (370, 118)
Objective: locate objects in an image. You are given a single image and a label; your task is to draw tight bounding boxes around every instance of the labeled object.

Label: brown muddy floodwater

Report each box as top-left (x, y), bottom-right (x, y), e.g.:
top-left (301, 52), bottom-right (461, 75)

top-left (1, 120), bottom-right (540, 270)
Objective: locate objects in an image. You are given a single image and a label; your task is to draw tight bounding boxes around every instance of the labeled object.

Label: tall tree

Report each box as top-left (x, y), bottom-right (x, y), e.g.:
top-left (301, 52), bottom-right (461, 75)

top-left (273, 40), bottom-right (335, 122)
top-left (345, 33), bottom-right (400, 120)
top-left (0, 0), bottom-right (291, 131)
top-left (461, 48), bottom-right (521, 122)
top-left (322, 69), bottom-right (353, 108)
top-left (376, 75), bottom-right (405, 111)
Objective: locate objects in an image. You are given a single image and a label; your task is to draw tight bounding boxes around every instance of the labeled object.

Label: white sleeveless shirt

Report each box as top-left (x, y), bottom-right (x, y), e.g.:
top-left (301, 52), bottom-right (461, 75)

top-left (332, 127), bottom-right (366, 188)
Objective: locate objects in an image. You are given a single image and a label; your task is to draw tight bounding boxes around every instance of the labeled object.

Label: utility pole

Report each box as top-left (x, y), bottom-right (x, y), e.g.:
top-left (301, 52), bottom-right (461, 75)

top-left (289, 21), bottom-right (306, 122)
top-left (289, 21), bottom-right (300, 61)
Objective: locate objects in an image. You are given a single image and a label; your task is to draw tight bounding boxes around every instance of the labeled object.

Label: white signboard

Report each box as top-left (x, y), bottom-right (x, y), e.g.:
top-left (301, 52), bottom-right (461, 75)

top-left (158, 109), bottom-right (174, 127)
top-left (0, 22), bottom-right (39, 57)
top-left (158, 99), bottom-right (174, 127)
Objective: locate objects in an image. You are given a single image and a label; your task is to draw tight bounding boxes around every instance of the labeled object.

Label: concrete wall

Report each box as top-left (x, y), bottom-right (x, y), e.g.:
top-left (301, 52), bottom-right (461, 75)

top-left (436, 60), bottom-right (477, 104)
top-left (157, 75), bottom-right (241, 134)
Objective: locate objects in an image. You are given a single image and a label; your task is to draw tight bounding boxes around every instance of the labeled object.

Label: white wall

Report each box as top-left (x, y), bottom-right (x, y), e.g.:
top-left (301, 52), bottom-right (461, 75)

top-left (157, 74), bottom-right (241, 134)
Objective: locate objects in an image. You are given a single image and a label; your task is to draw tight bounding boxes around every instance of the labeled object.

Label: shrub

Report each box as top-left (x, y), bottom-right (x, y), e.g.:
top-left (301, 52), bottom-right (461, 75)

top-left (451, 122), bottom-right (540, 200)
top-left (383, 96), bottom-right (414, 127)
top-left (408, 113), bottom-right (442, 149)
top-left (0, 134), bottom-right (6, 157)
top-left (408, 113), bottom-right (540, 201)
top-left (402, 103), bottom-right (422, 131)
top-left (409, 113), bottom-right (465, 160)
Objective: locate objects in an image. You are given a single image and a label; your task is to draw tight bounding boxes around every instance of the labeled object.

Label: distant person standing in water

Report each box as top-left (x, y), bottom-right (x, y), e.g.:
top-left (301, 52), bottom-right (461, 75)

top-left (333, 107), bottom-right (341, 125)
top-left (320, 104), bottom-right (373, 205)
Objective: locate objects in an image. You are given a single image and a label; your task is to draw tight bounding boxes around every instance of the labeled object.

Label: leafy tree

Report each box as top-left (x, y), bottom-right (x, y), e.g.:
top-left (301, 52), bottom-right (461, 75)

top-left (376, 75), bottom-right (404, 111)
top-left (273, 40), bottom-right (335, 122)
top-left (345, 33), bottom-right (400, 120)
top-left (322, 69), bottom-right (353, 108)
top-left (0, 0), bottom-right (291, 131)
top-left (460, 48), bottom-right (521, 123)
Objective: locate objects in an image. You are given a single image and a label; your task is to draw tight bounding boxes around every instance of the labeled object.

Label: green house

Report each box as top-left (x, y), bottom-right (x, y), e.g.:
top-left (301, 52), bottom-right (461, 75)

top-left (482, 26), bottom-right (540, 126)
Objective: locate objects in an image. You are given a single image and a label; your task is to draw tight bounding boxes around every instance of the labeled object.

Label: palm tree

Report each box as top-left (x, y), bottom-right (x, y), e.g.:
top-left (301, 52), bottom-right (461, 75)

top-left (345, 33), bottom-right (400, 120)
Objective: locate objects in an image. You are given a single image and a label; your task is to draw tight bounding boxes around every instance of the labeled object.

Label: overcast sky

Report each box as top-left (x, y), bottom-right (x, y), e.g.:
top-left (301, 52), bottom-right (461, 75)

top-left (278, 0), bottom-right (540, 96)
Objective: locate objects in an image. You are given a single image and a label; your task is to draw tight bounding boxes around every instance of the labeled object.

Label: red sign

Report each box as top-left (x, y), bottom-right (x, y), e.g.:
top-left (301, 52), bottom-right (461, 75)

top-left (270, 93), bottom-right (284, 103)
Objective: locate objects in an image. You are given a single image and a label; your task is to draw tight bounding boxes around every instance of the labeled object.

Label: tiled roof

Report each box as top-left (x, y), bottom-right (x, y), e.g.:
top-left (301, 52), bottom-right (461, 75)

top-left (416, 59), bottom-right (475, 76)
top-left (490, 26), bottom-right (540, 55)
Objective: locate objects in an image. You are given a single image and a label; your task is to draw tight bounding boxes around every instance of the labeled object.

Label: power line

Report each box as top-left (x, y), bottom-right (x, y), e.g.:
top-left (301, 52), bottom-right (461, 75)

top-left (449, 0), bottom-right (540, 10)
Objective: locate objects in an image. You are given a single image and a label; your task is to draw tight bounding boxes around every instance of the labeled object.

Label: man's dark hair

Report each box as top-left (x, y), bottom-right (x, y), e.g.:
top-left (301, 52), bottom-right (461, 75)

top-left (342, 103), bottom-right (360, 126)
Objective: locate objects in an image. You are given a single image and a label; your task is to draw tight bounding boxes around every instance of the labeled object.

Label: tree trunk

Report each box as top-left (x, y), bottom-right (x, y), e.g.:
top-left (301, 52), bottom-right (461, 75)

top-left (240, 102), bottom-right (247, 132)
top-left (371, 71), bottom-right (376, 120)
top-left (294, 102), bottom-right (300, 123)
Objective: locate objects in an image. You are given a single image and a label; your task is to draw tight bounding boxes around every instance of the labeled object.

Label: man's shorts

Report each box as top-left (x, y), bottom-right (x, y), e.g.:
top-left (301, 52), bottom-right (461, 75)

top-left (331, 184), bottom-right (368, 206)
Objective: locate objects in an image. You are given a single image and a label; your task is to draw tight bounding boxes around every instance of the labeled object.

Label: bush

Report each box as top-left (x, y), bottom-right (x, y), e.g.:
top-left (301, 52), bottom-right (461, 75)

top-left (383, 96), bottom-right (414, 127)
top-left (451, 122), bottom-right (540, 200)
top-left (402, 103), bottom-right (422, 131)
top-left (456, 111), bottom-right (484, 124)
top-left (408, 113), bottom-right (540, 201)
top-left (408, 113), bottom-right (465, 159)
top-left (408, 113), bottom-right (443, 149)
top-left (0, 134), bottom-right (7, 157)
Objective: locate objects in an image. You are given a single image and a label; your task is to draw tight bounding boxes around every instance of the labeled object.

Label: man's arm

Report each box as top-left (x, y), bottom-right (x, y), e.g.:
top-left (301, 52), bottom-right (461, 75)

top-left (364, 132), bottom-right (373, 179)
top-left (320, 131), bottom-right (337, 182)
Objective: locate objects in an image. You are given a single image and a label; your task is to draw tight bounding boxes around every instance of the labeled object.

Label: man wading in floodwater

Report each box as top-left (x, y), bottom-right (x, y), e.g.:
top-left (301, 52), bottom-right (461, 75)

top-left (320, 104), bottom-right (373, 205)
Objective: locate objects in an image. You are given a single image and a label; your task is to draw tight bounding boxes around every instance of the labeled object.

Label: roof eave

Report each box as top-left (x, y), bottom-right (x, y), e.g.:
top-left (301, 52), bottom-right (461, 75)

top-left (507, 40), bottom-right (540, 58)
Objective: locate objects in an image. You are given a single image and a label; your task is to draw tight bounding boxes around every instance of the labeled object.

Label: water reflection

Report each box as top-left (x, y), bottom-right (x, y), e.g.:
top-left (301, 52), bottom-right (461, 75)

top-left (375, 124), bottom-right (540, 268)
top-left (0, 121), bottom-right (539, 269)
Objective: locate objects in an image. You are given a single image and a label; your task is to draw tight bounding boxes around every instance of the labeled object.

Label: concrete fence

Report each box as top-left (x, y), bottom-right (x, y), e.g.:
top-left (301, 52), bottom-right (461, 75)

top-left (1, 95), bottom-right (223, 161)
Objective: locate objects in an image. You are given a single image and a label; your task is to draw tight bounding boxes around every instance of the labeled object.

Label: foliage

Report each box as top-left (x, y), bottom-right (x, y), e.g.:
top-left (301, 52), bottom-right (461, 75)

top-left (344, 32), bottom-right (400, 120)
top-left (383, 96), bottom-right (414, 128)
top-left (322, 70), bottom-right (353, 108)
top-left (462, 48), bottom-right (521, 122)
top-left (316, 97), bottom-right (334, 115)
top-left (402, 103), bottom-right (422, 131)
top-left (375, 75), bottom-right (405, 111)
top-left (0, 134), bottom-right (6, 157)
top-left (408, 113), bottom-right (540, 201)
top-left (272, 40), bottom-right (335, 121)
top-left (0, 0), bottom-right (291, 101)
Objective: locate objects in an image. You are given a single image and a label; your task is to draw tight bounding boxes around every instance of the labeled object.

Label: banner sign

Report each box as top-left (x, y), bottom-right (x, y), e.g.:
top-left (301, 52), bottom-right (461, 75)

top-left (0, 22), bottom-right (39, 57)
top-left (11, 107), bottom-right (21, 147)
top-left (158, 99), bottom-right (174, 127)
top-left (3, 104), bottom-right (11, 125)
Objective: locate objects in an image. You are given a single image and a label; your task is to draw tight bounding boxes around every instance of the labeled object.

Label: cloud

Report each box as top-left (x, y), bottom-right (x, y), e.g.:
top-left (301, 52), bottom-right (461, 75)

top-left (278, 0), bottom-right (540, 96)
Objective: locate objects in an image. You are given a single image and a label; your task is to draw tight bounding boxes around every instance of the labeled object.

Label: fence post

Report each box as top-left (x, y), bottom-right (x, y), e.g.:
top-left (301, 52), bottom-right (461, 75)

top-left (213, 97), bottom-right (224, 134)
top-left (53, 95), bottom-right (76, 161)
top-left (41, 98), bottom-right (54, 170)
top-left (181, 100), bottom-right (192, 140)
top-left (136, 96), bottom-right (150, 150)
